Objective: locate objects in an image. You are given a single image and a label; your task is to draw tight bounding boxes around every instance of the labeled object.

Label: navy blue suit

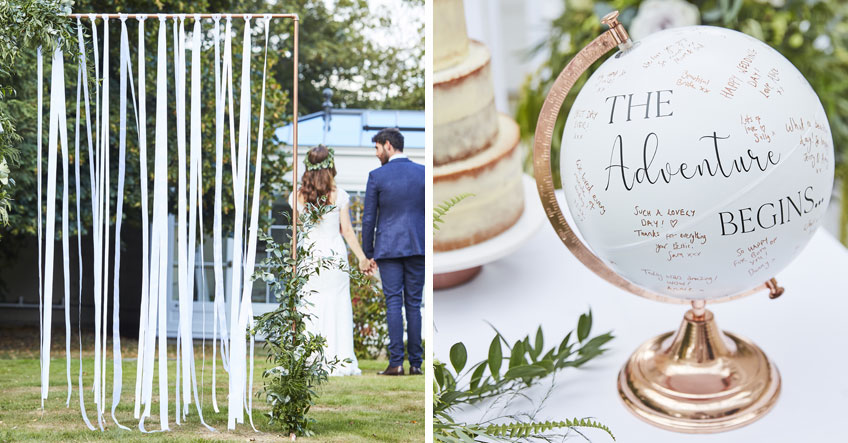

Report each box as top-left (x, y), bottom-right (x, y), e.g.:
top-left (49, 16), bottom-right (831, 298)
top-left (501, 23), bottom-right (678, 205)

top-left (362, 156), bottom-right (425, 368)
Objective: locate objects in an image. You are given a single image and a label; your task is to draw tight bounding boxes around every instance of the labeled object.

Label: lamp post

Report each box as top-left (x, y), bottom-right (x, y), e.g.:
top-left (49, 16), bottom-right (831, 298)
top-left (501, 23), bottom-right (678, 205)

top-left (322, 87), bottom-right (333, 145)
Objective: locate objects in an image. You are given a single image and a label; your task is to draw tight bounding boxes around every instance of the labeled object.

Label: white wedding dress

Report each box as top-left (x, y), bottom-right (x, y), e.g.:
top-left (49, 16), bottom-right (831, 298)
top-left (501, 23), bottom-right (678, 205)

top-left (290, 188), bottom-right (361, 376)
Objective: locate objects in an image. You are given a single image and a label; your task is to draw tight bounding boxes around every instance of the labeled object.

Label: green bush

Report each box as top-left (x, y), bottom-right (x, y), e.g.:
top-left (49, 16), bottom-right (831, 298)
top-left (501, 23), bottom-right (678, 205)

top-left (347, 196), bottom-right (389, 360)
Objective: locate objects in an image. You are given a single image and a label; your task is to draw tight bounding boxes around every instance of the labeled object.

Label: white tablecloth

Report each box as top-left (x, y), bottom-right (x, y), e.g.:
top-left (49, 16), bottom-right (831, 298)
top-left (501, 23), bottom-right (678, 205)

top-left (434, 196), bottom-right (848, 442)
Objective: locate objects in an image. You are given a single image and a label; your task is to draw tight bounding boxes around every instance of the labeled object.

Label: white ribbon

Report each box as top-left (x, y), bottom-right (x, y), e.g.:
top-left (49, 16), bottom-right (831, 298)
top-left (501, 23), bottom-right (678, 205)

top-left (98, 17), bottom-right (110, 421)
top-left (155, 17), bottom-right (170, 431)
top-left (133, 15), bottom-right (149, 421)
top-left (227, 15), bottom-right (253, 429)
top-left (36, 44), bottom-right (44, 411)
top-left (220, 16), bottom-right (235, 378)
top-left (197, 163), bottom-right (209, 409)
top-left (109, 16), bottom-right (135, 431)
top-left (41, 44), bottom-right (63, 411)
top-left (74, 19), bottom-right (95, 430)
top-left (186, 15), bottom-right (200, 410)
top-left (211, 14), bottom-right (226, 413)
top-left (187, 16), bottom-right (216, 431)
top-left (89, 14), bottom-right (104, 431)
top-left (239, 16), bottom-right (271, 432)
top-left (175, 330), bottom-right (181, 425)
top-left (173, 15), bottom-right (187, 424)
top-left (61, 41), bottom-right (72, 411)
top-left (139, 16), bottom-right (170, 432)
top-left (42, 40), bottom-right (72, 414)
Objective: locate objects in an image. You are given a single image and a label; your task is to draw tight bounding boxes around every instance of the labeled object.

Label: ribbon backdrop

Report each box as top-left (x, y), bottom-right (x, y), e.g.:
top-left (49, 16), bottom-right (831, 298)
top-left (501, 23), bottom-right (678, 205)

top-left (36, 13), bottom-right (299, 433)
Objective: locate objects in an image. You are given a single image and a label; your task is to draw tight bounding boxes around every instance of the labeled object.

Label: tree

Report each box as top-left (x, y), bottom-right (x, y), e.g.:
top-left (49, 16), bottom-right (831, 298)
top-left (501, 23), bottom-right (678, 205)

top-left (0, 0), bottom-right (76, 237)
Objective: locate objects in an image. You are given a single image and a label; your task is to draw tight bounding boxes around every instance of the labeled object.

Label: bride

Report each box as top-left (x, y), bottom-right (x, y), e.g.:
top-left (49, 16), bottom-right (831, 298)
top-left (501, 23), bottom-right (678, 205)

top-left (289, 145), bottom-right (367, 376)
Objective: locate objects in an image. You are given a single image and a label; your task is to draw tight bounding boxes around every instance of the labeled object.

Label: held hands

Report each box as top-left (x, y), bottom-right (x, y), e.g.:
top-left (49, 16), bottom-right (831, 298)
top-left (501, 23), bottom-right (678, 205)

top-left (358, 257), bottom-right (378, 276)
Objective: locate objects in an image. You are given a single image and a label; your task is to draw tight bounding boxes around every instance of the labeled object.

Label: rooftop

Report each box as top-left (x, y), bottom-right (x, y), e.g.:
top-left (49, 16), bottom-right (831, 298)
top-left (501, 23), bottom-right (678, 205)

top-left (275, 108), bottom-right (425, 149)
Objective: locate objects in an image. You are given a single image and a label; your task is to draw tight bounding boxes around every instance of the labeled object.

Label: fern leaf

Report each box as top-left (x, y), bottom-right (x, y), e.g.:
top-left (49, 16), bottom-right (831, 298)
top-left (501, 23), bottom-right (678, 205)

top-left (434, 193), bottom-right (475, 230)
top-left (484, 418), bottom-right (615, 441)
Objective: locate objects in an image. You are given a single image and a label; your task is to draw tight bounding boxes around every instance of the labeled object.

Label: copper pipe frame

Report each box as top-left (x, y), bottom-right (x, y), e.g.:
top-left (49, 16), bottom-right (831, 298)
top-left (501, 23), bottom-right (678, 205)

top-left (69, 13), bottom-right (298, 19)
top-left (291, 17), bottom-right (299, 267)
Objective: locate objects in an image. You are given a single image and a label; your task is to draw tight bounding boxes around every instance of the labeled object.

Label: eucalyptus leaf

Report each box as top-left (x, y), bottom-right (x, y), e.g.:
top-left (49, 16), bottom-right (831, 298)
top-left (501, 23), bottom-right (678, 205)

top-left (534, 326), bottom-right (544, 357)
top-left (504, 365), bottom-right (548, 380)
top-left (533, 360), bottom-right (554, 373)
top-left (488, 335), bottom-right (502, 378)
top-left (434, 362), bottom-right (446, 388)
top-left (469, 363), bottom-right (487, 391)
top-left (558, 331), bottom-right (572, 354)
top-left (577, 310), bottom-right (592, 342)
top-left (450, 342), bottom-right (468, 373)
top-left (509, 340), bottom-right (526, 369)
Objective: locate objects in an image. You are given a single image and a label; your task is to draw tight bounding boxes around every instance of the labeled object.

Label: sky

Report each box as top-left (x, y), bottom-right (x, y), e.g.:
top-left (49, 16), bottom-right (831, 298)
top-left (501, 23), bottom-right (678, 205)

top-left (365, 0), bottom-right (424, 51)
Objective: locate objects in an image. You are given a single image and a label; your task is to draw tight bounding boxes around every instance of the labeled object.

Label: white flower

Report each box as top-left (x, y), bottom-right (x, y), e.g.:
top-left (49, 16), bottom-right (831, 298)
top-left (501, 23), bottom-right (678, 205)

top-left (813, 35), bottom-right (832, 53)
top-left (0, 158), bottom-right (9, 186)
top-left (629, 0), bottom-right (700, 41)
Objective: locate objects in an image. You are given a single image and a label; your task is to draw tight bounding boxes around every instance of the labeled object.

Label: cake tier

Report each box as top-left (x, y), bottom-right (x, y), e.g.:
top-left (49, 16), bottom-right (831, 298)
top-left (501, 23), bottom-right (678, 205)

top-left (434, 0), bottom-right (470, 71)
top-left (434, 41), bottom-right (498, 166)
top-left (434, 114), bottom-right (525, 252)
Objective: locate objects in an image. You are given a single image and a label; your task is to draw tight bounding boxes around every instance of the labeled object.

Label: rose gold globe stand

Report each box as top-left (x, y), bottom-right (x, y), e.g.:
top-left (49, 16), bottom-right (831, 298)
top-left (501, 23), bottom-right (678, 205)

top-left (619, 297), bottom-right (782, 433)
top-left (533, 11), bottom-right (783, 433)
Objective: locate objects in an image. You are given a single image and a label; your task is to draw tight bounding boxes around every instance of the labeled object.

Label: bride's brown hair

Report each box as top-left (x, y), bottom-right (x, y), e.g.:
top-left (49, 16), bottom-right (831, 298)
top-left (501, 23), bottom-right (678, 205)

top-left (299, 144), bottom-right (337, 206)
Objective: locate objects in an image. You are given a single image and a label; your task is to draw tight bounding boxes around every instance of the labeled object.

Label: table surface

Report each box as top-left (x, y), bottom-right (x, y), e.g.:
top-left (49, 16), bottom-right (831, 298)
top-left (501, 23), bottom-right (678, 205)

top-left (434, 192), bottom-right (848, 443)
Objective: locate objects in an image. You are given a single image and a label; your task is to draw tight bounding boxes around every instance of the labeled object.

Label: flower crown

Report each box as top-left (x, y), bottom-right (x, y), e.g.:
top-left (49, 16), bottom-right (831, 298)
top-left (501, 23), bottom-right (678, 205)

top-left (304, 147), bottom-right (335, 171)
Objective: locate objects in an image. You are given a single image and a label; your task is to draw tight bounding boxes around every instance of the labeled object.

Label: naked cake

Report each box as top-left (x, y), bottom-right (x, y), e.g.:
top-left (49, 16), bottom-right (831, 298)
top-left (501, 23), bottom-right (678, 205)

top-left (434, 0), bottom-right (525, 252)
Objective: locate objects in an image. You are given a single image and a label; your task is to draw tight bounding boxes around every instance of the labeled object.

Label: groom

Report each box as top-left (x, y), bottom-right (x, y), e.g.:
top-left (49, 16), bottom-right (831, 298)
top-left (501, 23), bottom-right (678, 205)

top-left (361, 128), bottom-right (425, 376)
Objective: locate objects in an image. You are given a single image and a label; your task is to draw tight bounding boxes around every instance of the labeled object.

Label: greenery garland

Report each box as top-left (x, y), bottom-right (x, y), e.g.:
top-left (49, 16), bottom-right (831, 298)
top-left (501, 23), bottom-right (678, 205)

top-left (253, 201), bottom-right (376, 438)
top-left (304, 147), bottom-right (335, 171)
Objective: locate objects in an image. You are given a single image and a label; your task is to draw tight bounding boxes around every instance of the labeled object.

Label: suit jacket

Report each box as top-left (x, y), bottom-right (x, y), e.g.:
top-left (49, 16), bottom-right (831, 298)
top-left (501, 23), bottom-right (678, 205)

top-left (362, 157), bottom-right (425, 259)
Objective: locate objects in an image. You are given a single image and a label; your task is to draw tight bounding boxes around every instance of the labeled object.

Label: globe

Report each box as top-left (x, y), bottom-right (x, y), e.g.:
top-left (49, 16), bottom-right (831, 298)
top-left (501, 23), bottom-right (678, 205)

top-left (561, 25), bottom-right (834, 300)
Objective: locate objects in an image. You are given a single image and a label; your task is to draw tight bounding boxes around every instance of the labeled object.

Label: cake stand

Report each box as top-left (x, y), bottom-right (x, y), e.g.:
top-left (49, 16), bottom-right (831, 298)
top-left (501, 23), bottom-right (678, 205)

top-left (434, 175), bottom-right (544, 289)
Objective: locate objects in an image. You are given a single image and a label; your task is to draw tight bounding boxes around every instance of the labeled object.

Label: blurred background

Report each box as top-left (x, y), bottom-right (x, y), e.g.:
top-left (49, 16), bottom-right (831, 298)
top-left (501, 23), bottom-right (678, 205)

top-left (462, 0), bottom-right (848, 245)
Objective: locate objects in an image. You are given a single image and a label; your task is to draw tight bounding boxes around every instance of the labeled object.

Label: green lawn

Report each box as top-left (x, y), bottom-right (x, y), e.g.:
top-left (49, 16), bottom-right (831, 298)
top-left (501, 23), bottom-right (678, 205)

top-left (0, 331), bottom-right (423, 442)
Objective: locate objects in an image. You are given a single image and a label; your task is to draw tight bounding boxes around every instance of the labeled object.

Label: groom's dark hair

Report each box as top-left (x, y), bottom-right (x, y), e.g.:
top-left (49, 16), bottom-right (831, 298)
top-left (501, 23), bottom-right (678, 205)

top-left (372, 127), bottom-right (404, 152)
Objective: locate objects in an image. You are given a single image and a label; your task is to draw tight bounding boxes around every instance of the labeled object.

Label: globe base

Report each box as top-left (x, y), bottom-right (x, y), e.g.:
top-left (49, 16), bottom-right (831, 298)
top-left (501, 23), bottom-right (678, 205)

top-left (617, 308), bottom-right (780, 433)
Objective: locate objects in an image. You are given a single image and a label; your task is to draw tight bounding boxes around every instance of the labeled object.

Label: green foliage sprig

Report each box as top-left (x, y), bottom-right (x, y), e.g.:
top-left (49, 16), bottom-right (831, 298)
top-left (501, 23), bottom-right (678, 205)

top-left (484, 418), bottom-right (614, 440)
top-left (516, 0), bottom-right (848, 244)
top-left (434, 193), bottom-right (474, 231)
top-left (253, 200), bottom-right (375, 437)
top-left (435, 310), bottom-right (615, 442)
top-left (441, 418), bottom-right (615, 441)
